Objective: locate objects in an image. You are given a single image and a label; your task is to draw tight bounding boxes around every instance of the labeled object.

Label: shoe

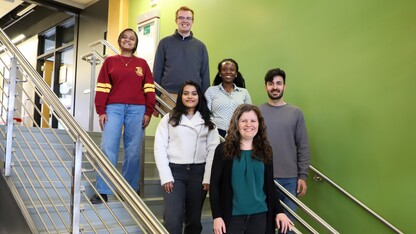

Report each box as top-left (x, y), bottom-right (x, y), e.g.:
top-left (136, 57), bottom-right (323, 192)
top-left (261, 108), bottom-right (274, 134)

top-left (90, 194), bottom-right (108, 204)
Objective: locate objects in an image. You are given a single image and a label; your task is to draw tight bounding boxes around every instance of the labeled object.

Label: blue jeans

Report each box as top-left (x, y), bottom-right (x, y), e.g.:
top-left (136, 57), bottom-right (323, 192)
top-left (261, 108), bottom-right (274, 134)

top-left (228, 212), bottom-right (267, 234)
top-left (95, 104), bottom-right (145, 194)
top-left (275, 178), bottom-right (298, 220)
top-left (163, 163), bottom-right (207, 234)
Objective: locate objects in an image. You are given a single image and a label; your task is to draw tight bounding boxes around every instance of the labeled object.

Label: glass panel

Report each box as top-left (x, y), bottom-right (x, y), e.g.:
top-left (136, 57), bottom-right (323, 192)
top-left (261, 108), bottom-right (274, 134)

top-left (57, 49), bottom-right (74, 129)
top-left (42, 28), bottom-right (56, 54)
top-left (40, 56), bottom-right (55, 128)
top-left (58, 50), bottom-right (73, 108)
top-left (61, 18), bottom-right (75, 46)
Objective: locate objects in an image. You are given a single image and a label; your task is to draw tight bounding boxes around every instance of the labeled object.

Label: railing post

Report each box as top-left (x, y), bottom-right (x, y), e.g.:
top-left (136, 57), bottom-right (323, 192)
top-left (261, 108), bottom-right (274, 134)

top-left (88, 54), bottom-right (97, 131)
top-left (4, 56), bottom-right (17, 177)
top-left (71, 136), bottom-right (83, 234)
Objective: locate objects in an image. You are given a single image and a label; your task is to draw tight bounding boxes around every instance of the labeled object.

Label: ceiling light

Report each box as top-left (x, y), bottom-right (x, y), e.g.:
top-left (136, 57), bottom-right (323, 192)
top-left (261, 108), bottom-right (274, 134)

top-left (11, 34), bottom-right (25, 43)
top-left (16, 3), bottom-right (36, 17)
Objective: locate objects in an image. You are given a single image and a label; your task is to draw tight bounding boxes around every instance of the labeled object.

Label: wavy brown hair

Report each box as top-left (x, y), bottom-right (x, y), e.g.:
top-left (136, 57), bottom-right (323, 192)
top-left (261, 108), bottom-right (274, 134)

top-left (223, 104), bottom-right (272, 162)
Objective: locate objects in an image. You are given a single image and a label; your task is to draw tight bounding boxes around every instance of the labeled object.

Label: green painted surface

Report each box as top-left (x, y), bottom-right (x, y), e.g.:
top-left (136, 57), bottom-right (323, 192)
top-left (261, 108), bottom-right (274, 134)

top-left (129, 1), bottom-right (415, 233)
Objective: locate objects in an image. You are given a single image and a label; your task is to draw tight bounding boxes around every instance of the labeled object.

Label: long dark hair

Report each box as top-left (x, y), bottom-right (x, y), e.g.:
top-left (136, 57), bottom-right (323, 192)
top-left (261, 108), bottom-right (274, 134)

top-left (212, 58), bottom-right (246, 88)
top-left (223, 104), bottom-right (272, 162)
top-left (169, 80), bottom-right (215, 130)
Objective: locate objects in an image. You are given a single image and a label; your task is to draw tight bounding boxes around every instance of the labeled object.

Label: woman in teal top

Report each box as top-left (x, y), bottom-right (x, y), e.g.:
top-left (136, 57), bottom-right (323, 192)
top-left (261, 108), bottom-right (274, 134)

top-left (210, 104), bottom-right (293, 234)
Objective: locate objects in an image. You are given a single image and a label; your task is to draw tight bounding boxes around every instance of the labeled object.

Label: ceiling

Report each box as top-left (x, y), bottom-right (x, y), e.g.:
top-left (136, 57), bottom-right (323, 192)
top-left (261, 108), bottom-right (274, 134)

top-left (0, 0), bottom-right (23, 18)
top-left (0, 0), bottom-right (99, 18)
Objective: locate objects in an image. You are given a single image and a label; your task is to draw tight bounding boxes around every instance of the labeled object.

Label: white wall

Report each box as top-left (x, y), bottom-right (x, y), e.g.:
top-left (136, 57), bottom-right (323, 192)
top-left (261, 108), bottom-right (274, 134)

top-left (0, 35), bottom-right (38, 126)
top-left (74, 0), bottom-right (108, 132)
top-left (17, 36), bottom-right (38, 126)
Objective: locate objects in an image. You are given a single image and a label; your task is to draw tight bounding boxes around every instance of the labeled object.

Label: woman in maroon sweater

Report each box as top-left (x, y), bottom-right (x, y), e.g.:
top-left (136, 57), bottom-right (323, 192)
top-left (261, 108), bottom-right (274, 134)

top-left (90, 28), bottom-right (156, 204)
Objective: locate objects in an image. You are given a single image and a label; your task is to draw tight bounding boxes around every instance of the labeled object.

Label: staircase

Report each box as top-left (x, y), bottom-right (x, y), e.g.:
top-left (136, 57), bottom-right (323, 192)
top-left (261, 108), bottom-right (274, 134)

top-left (0, 126), bottom-right (140, 233)
top-left (89, 133), bottom-right (214, 233)
top-left (0, 125), bottom-right (213, 233)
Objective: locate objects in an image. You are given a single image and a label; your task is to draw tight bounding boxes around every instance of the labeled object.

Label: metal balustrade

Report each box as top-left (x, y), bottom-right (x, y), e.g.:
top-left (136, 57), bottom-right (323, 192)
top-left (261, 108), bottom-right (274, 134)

top-left (0, 27), bottom-right (167, 233)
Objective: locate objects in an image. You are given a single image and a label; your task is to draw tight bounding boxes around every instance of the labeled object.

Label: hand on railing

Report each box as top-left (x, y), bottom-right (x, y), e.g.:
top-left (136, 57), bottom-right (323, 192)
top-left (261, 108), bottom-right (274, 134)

top-left (297, 178), bottom-right (307, 197)
top-left (276, 213), bottom-right (294, 234)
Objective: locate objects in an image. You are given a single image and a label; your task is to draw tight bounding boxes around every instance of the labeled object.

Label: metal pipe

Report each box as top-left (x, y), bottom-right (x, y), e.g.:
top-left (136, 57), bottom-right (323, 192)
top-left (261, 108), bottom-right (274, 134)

top-left (280, 201), bottom-right (318, 234)
top-left (88, 54), bottom-right (97, 131)
top-left (5, 56), bottom-right (17, 176)
top-left (275, 181), bottom-right (340, 234)
top-left (310, 166), bottom-right (404, 234)
top-left (89, 40), bottom-right (120, 55)
top-left (71, 137), bottom-right (83, 234)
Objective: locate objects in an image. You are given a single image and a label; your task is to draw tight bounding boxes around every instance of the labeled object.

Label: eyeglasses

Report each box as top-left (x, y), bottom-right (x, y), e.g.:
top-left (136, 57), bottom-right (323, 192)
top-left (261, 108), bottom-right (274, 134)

top-left (177, 16), bottom-right (193, 21)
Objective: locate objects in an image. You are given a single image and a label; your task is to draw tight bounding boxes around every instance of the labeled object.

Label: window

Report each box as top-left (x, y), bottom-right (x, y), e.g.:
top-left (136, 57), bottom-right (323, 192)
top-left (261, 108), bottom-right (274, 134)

top-left (35, 17), bottom-right (77, 129)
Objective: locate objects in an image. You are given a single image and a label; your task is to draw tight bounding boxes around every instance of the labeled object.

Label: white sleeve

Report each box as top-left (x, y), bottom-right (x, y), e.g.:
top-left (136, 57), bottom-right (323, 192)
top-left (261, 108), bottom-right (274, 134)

top-left (154, 114), bottom-right (174, 185)
top-left (202, 126), bottom-right (221, 184)
top-left (204, 88), bottom-right (213, 111)
top-left (244, 89), bottom-right (252, 104)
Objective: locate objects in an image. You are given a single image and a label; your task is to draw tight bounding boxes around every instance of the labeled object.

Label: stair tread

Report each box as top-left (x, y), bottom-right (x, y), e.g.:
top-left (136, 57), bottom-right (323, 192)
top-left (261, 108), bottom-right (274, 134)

top-left (1, 127), bottom-right (216, 233)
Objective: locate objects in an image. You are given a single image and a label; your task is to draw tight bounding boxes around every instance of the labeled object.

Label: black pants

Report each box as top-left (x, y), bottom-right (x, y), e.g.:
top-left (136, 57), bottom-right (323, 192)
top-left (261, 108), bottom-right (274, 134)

top-left (163, 163), bottom-right (207, 234)
top-left (227, 212), bottom-right (267, 234)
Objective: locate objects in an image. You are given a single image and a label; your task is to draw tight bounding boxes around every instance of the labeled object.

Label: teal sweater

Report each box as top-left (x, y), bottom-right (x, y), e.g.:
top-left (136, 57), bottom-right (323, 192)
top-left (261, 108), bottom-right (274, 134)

top-left (231, 150), bottom-right (267, 215)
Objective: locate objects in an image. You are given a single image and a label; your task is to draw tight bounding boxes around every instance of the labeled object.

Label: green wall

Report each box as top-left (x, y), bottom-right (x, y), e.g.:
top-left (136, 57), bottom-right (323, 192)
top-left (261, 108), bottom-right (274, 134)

top-left (129, 1), bottom-right (415, 233)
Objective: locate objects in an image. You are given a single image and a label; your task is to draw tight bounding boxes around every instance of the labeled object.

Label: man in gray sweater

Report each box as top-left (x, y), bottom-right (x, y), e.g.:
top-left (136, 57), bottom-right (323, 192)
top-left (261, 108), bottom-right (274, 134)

top-left (259, 68), bottom-right (310, 219)
top-left (153, 6), bottom-right (209, 113)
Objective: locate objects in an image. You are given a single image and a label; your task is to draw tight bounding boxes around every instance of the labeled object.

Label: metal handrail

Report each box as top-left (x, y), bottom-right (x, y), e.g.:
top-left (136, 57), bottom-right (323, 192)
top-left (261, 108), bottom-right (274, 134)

top-left (275, 181), bottom-right (340, 234)
top-left (89, 39), bottom-right (120, 55)
top-left (0, 28), bottom-right (167, 233)
top-left (280, 201), bottom-right (318, 234)
top-left (310, 165), bottom-right (404, 234)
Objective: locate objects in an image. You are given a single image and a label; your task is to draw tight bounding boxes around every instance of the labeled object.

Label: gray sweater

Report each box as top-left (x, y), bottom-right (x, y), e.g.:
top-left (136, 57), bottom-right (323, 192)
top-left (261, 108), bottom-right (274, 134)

top-left (153, 30), bottom-right (210, 94)
top-left (259, 103), bottom-right (310, 180)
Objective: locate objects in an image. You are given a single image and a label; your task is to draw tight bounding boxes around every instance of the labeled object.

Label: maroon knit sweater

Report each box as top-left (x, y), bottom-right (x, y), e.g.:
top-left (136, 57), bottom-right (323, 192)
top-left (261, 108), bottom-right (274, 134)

top-left (95, 55), bottom-right (156, 116)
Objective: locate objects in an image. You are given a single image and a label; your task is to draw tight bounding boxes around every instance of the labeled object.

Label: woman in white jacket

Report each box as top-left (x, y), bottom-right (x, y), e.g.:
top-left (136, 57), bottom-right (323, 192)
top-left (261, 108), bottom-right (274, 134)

top-left (154, 80), bottom-right (220, 234)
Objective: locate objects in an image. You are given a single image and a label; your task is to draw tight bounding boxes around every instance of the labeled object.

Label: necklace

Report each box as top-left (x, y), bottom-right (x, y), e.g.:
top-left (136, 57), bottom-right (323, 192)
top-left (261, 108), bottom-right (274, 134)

top-left (119, 55), bottom-right (133, 66)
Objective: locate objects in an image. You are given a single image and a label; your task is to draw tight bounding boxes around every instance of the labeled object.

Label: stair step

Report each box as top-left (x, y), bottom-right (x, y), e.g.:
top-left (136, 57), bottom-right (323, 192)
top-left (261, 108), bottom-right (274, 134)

top-left (29, 202), bottom-right (143, 233)
top-left (2, 125), bottom-right (218, 233)
top-left (11, 144), bottom-right (74, 162)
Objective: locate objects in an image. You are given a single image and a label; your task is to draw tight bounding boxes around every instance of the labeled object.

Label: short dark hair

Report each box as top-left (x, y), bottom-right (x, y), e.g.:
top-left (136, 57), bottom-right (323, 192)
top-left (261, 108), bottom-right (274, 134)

top-left (117, 28), bottom-right (138, 54)
top-left (264, 68), bottom-right (286, 84)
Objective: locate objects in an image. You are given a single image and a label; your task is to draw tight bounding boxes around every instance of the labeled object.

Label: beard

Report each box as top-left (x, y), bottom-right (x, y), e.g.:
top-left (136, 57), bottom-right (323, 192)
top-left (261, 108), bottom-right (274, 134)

top-left (267, 89), bottom-right (284, 100)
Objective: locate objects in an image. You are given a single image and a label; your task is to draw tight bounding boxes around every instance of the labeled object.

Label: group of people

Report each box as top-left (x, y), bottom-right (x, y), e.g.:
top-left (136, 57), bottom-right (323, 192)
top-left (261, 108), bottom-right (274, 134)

top-left (91, 5), bottom-right (310, 234)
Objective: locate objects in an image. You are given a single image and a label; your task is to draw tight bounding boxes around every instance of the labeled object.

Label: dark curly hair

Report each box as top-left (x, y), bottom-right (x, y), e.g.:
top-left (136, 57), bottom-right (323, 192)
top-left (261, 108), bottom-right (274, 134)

top-left (169, 80), bottom-right (215, 130)
top-left (212, 58), bottom-right (246, 88)
top-left (223, 104), bottom-right (272, 162)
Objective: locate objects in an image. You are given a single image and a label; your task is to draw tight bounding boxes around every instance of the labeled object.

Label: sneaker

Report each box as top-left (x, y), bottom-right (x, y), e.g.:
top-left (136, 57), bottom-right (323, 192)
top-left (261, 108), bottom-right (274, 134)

top-left (90, 194), bottom-right (108, 204)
